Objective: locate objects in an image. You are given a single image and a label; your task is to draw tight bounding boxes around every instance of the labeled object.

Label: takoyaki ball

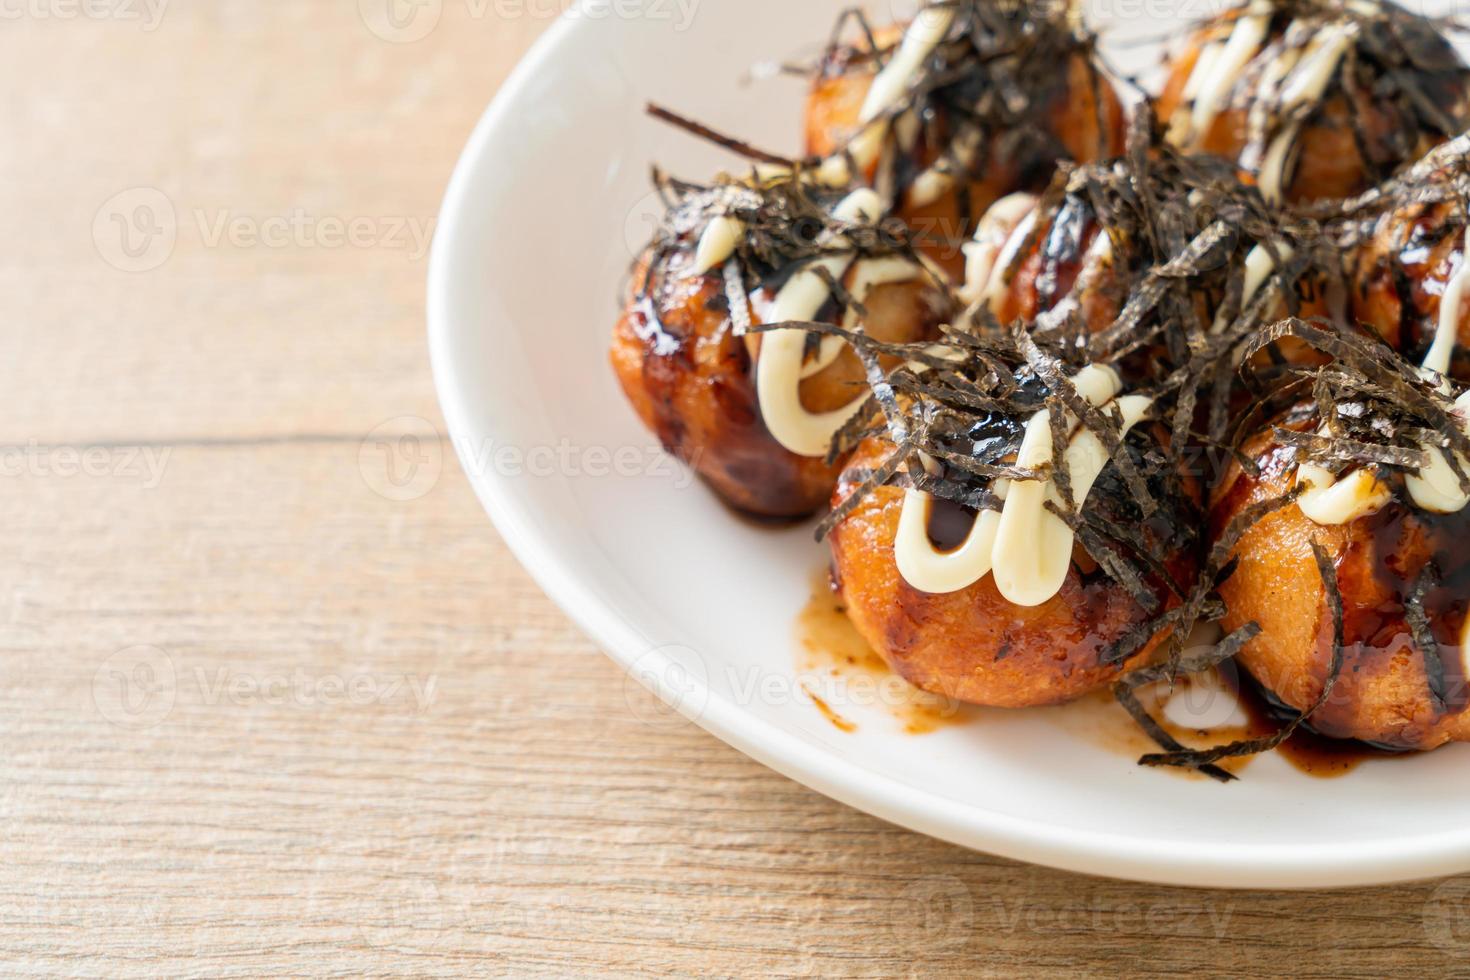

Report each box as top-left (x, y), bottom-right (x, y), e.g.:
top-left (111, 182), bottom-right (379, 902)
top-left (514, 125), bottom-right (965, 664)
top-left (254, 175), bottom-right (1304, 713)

top-left (805, 9), bottom-right (1123, 275)
top-left (1352, 195), bottom-right (1470, 382)
top-left (1157, 0), bottom-right (1470, 204)
top-left (828, 434), bottom-right (1198, 708)
top-left (1213, 417), bottom-right (1470, 749)
top-left (611, 242), bottom-right (948, 518)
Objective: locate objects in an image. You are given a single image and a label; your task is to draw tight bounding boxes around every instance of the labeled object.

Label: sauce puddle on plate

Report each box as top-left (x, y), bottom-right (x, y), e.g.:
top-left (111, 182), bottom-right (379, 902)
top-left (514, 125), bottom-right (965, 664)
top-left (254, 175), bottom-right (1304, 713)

top-left (1061, 670), bottom-right (1399, 779)
top-left (795, 573), bottom-right (1398, 778)
top-left (795, 570), bottom-right (977, 735)
top-left (793, 578), bottom-right (1399, 775)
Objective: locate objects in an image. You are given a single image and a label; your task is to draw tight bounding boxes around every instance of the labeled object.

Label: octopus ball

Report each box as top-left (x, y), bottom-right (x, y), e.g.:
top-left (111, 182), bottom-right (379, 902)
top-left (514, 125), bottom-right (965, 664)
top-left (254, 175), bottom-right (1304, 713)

top-left (610, 240), bottom-right (948, 518)
top-left (1212, 416), bottom-right (1470, 749)
top-left (804, 17), bottom-right (1123, 276)
top-left (1157, 0), bottom-right (1470, 204)
top-left (827, 432), bottom-right (1198, 708)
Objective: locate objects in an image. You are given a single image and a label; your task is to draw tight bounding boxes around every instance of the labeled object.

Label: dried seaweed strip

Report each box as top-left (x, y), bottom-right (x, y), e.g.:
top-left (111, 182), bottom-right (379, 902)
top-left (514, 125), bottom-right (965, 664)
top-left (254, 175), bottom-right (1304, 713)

top-left (1069, 517), bottom-right (1159, 614)
top-left (646, 103), bottom-right (798, 167)
top-left (1138, 541), bottom-right (1346, 772)
top-left (1270, 427), bottom-right (1429, 469)
top-left (1244, 318), bottom-right (1470, 488)
top-left (1083, 509), bottom-right (1187, 602)
top-left (1406, 563), bottom-right (1448, 709)
top-left (1015, 327), bottom-right (1121, 449)
top-left (1046, 395), bottom-right (1076, 510)
top-left (908, 472), bottom-right (1005, 512)
top-left (815, 442), bottom-right (913, 541)
top-left (892, 378), bottom-right (1009, 414)
top-left (1114, 684), bottom-right (1236, 783)
top-left (918, 444), bottom-right (1036, 483)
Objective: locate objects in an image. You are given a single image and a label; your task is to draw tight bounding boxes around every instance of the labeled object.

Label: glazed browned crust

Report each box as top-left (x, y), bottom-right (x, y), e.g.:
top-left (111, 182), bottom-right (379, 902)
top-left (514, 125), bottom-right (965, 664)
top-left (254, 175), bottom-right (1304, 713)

top-left (804, 49), bottom-right (1124, 278)
top-left (1213, 424), bottom-right (1470, 749)
top-left (610, 250), bottom-right (945, 518)
top-left (1352, 198), bottom-right (1470, 382)
top-left (827, 438), bottom-right (1185, 708)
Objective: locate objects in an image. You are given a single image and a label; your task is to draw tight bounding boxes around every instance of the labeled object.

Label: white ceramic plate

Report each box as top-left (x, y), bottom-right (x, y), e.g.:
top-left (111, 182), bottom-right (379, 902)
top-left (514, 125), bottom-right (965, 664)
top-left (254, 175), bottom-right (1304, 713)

top-left (429, 0), bottom-right (1470, 888)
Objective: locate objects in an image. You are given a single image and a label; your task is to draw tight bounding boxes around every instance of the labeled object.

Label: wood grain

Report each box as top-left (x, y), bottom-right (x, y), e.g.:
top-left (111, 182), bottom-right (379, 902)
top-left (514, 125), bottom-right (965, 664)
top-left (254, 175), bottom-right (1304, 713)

top-left (3, 2), bottom-right (1470, 976)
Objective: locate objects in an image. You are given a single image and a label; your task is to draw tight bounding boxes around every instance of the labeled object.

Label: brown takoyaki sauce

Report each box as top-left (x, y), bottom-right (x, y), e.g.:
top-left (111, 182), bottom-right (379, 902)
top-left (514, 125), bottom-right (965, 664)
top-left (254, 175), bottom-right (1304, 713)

top-left (1333, 505), bottom-right (1470, 719)
top-left (1228, 675), bottom-right (1403, 778)
top-left (925, 495), bottom-right (978, 554)
top-left (1353, 197), bottom-right (1470, 377)
top-left (796, 570), bottom-right (971, 734)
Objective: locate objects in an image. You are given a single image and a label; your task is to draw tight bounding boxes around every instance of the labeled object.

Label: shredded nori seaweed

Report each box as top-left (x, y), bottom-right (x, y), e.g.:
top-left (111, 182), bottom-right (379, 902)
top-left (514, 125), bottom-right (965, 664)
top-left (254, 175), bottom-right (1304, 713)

top-left (624, 0), bottom-right (1470, 777)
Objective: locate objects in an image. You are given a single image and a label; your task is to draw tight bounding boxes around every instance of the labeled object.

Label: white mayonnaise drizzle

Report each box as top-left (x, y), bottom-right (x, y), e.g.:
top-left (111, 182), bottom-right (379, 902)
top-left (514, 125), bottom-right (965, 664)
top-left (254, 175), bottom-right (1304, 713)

top-left (1407, 227), bottom-right (1470, 513)
top-left (1210, 241), bottom-right (1294, 337)
top-left (1297, 465), bottom-right (1391, 525)
top-left (757, 7), bottom-right (958, 191)
top-left (850, 6), bottom-right (957, 173)
top-left (756, 189), bottom-right (922, 457)
top-left (1256, 24), bottom-right (1354, 203)
top-left (907, 127), bottom-right (984, 209)
top-left (1174, 1), bottom-right (1271, 149)
top-left (959, 192), bottom-right (1039, 308)
top-left (894, 364), bottom-right (1156, 606)
top-left (1171, 5), bottom-right (1357, 204)
top-left (689, 215), bottom-right (746, 277)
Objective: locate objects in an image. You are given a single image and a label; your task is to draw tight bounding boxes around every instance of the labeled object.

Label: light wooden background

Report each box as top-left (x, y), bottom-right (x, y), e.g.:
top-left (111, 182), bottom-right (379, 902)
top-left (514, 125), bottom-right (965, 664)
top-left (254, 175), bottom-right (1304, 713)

top-left (3, 2), bottom-right (1470, 976)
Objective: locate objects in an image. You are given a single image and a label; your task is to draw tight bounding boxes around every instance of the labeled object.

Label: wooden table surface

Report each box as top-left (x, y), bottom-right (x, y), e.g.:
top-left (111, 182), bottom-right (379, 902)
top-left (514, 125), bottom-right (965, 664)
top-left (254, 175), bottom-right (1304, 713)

top-left (4, 2), bottom-right (1470, 976)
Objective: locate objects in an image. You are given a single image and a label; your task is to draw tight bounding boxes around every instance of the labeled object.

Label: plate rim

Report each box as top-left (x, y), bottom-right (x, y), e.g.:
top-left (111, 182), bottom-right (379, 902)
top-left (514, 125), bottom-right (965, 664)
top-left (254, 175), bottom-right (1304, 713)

top-left (427, 0), bottom-right (1470, 889)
